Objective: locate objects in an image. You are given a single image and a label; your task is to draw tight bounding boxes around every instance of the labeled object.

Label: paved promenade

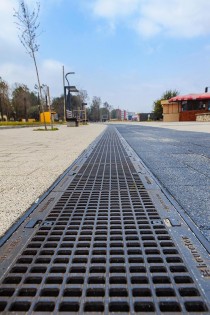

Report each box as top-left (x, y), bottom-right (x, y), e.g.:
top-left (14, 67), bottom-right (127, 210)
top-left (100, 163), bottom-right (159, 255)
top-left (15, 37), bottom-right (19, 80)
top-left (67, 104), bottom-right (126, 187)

top-left (1, 125), bottom-right (209, 314)
top-left (116, 121), bottom-right (210, 242)
top-left (111, 121), bottom-right (210, 133)
top-left (0, 121), bottom-right (209, 238)
top-left (0, 124), bottom-right (106, 237)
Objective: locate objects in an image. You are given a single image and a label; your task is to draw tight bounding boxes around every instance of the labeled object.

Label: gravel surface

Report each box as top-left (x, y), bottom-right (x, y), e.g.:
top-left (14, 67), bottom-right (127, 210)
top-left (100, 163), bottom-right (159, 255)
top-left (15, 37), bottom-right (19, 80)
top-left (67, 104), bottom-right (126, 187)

top-left (0, 124), bottom-right (106, 237)
top-left (115, 123), bottom-right (210, 242)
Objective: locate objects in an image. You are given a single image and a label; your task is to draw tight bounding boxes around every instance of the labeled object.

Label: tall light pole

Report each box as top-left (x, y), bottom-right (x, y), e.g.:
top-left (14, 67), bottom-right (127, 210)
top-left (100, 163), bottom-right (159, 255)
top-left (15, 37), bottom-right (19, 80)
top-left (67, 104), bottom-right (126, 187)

top-left (82, 102), bottom-right (87, 123)
top-left (65, 72), bottom-right (75, 86)
top-left (0, 84), bottom-right (2, 121)
top-left (64, 72), bottom-right (77, 122)
top-left (62, 66), bottom-right (66, 121)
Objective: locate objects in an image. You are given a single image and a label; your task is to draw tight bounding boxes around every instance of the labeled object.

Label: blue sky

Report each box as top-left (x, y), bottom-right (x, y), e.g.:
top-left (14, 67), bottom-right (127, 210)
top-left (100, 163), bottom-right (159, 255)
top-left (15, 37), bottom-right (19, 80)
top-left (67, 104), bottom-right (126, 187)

top-left (1, 0), bottom-right (210, 112)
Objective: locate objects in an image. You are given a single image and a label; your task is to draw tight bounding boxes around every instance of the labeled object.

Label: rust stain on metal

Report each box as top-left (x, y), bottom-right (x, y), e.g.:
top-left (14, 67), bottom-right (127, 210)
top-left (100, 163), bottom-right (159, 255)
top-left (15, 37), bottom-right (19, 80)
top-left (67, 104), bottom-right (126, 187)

top-left (0, 236), bottom-right (22, 263)
top-left (38, 197), bottom-right (55, 212)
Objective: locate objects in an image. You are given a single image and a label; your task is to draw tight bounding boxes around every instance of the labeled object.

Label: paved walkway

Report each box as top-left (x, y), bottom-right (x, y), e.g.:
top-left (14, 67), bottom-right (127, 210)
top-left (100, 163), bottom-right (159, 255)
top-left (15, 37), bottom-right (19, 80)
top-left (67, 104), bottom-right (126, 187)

top-left (109, 121), bottom-right (210, 133)
top-left (0, 121), bottom-right (209, 238)
top-left (0, 124), bottom-right (106, 237)
top-left (1, 125), bottom-right (209, 314)
top-left (116, 122), bottom-right (210, 242)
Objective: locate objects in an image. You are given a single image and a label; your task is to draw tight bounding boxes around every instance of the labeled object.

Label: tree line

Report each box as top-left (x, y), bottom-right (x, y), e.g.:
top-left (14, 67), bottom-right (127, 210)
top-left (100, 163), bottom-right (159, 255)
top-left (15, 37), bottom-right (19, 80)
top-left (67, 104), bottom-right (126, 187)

top-left (0, 75), bottom-right (179, 122)
top-left (0, 78), bottom-right (39, 121)
top-left (0, 76), bottom-right (117, 122)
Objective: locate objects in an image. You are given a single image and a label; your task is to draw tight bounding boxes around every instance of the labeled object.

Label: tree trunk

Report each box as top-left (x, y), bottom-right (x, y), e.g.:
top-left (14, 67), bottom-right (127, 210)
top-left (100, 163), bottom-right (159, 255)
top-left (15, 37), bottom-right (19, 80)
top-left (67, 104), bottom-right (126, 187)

top-left (0, 97), bottom-right (3, 121)
top-left (32, 51), bottom-right (47, 130)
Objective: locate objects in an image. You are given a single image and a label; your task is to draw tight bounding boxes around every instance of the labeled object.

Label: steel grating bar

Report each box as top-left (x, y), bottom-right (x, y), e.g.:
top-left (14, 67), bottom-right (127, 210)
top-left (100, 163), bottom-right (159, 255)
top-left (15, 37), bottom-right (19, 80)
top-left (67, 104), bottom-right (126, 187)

top-left (0, 126), bottom-right (209, 314)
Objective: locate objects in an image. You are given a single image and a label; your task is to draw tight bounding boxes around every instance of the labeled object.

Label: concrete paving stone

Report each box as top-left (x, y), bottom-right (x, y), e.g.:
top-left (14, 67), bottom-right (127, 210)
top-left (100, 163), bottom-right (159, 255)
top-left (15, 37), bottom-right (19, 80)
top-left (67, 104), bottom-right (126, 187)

top-left (152, 166), bottom-right (210, 186)
top-left (115, 123), bottom-right (210, 243)
top-left (168, 185), bottom-right (210, 241)
top-left (0, 190), bottom-right (40, 237)
top-left (0, 175), bottom-right (46, 193)
top-left (0, 124), bottom-right (107, 237)
top-left (0, 166), bottom-right (41, 177)
top-left (1, 121), bottom-right (210, 241)
top-left (171, 153), bottom-right (210, 176)
top-left (134, 153), bottom-right (180, 168)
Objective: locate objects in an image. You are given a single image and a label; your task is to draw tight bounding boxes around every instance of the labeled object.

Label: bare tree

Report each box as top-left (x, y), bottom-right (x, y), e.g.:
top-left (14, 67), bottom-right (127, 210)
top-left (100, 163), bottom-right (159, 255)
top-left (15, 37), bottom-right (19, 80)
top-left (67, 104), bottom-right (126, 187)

top-left (90, 96), bottom-right (101, 121)
top-left (12, 83), bottom-right (31, 121)
top-left (0, 77), bottom-right (11, 121)
top-left (78, 90), bottom-right (88, 104)
top-left (103, 101), bottom-right (111, 120)
top-left (14, 0), bottom-right (47, 129)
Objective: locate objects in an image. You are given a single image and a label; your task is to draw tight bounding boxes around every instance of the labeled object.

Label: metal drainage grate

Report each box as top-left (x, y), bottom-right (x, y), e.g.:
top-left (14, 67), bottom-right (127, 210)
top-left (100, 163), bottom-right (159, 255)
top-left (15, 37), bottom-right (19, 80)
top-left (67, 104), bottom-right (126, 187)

top-left (0, 126), bottom-right (209, 314)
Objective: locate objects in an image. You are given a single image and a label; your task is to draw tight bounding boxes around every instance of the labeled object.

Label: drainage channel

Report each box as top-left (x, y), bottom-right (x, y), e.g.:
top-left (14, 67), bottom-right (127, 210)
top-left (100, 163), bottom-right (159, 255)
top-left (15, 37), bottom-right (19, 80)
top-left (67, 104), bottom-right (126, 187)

top-left (0, 126), bottom-right (209, 314)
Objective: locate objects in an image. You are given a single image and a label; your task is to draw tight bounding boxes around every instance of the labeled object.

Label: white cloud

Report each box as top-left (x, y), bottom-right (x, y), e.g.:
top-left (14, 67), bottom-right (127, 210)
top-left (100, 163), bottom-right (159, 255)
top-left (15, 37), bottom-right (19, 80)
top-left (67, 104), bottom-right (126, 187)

top-left (0, 0), bottom-right (59, 46)
top-left (42, 59), bottom-right (63, 73)
top-left (137, 0), bottom-right (210, 38)
top-left (0, 0), bottom-right (19, 44)
top-left (92, 0), bottom-right (139, 19)
top-left (0, 57), bottom-right (65, 97)
top-left (0, 0), bottom-right (64, 97)
top-left (1, 62), bottom-right (34, 86)
top-left (41, 59), bottom-right (64, 96)
top-left (135, 18), bottom-right (161, 37)
top-left (91, 0), bottom-right (210, 38)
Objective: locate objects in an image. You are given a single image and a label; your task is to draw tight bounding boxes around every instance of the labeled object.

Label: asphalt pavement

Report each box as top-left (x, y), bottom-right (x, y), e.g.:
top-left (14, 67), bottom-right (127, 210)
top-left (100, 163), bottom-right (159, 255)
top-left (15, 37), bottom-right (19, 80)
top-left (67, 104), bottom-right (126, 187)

top-left (115, 124), bottom-right (210, 242)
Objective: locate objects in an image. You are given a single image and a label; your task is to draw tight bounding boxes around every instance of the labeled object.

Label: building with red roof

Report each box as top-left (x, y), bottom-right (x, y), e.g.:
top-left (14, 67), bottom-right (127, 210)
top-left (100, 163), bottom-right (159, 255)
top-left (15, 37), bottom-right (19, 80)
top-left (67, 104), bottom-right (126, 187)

top-left (161, 92), bottom-right (210, 122)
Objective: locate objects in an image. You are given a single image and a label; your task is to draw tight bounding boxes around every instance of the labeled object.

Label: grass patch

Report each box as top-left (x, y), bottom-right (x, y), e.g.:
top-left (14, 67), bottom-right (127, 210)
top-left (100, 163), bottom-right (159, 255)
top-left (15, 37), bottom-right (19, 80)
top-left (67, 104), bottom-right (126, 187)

top-left (0, 121), bottom-right (63, 127)
top-left (33, 127), bottom-right (59, 131)
top-left (0, 121), bottom-right (41, 126)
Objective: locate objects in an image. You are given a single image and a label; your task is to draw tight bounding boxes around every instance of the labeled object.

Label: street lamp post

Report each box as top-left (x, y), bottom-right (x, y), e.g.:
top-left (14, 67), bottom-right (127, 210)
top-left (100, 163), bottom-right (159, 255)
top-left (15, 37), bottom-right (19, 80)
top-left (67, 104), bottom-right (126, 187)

top-left (82, 102), bottom-right (87, 123)
top-left (65, 72), bottom-right (75, 86)
top-left (64, 72), bottom-right (75, 122)
top-left (64, 72), bottom-right (79, 126)
top-left (62, 66), bottom-right (66, 121)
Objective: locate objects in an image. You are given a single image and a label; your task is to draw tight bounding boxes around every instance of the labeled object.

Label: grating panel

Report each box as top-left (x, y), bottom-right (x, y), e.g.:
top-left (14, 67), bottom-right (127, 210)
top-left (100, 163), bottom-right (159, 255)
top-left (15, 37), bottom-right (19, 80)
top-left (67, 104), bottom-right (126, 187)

top-left (0, 126), bottom-right (209, 314)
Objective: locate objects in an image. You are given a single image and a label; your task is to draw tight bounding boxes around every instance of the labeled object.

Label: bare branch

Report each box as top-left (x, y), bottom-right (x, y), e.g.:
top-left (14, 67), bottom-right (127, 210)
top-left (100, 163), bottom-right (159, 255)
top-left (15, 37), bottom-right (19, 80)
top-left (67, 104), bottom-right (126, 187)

top-left (13, 0), bottom-right (47, 129)
top-left (13, 0), bottom-right (41, 57)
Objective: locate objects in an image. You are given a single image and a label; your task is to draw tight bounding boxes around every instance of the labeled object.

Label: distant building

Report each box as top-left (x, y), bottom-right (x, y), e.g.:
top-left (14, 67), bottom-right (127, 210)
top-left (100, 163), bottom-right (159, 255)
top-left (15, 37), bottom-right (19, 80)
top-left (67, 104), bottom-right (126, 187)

top-left (132, 115), bottom-right (138, 121)
top-left (127, 112), bottom-right (135, 121)
top-left (121, 110), bottom-right (127, 120)
top-left (161, 92), bottom-right (210, 122)
top-left (114, 109), bottom-right (128, 121)
top-left (116, 109), bottom-right (121, 120)
top-left (101, 114), bottom-right (109, 122)
top-left (137, 113), bottom-right (154, 121)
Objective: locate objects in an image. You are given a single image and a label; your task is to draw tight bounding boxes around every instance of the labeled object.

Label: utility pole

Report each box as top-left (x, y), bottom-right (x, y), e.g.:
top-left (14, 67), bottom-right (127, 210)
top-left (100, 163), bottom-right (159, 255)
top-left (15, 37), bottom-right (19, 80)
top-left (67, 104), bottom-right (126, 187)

top-left (63, 66), bottom-right (66, 122)
top-left (47, 86), bottom-right (53, 130)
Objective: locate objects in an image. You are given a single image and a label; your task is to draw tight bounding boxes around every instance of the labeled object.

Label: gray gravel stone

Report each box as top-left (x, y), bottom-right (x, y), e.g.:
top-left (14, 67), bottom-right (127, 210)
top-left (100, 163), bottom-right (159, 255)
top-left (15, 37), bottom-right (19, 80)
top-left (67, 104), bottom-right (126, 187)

top-left (0, 124), bottom-right (106, 237)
